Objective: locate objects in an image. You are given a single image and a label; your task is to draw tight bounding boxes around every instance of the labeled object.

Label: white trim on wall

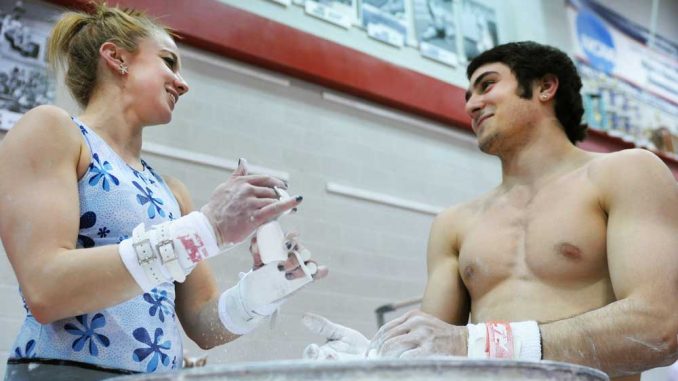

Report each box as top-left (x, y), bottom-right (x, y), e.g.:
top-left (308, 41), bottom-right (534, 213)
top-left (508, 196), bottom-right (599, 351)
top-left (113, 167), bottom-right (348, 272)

top-left (178, 45), bottom-right (478, 150)
top-left (326, 182), bottom-right (443, 215)
top-left (321, 91), bottom-right (477, 146)
top-left (142, 141), bottom-right (290, 180)
top-left (180, 46), bottom-right (292, 88)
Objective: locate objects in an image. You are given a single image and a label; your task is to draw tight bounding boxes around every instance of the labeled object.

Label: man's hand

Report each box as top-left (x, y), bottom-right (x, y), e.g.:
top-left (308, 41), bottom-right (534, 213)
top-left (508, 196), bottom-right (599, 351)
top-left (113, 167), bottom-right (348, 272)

top-left (302, 313), bottom-right (369, 360)
top-left (201, 158), bottom-right (301, 245)
top-left (367, 309), bottom-right (467, 358)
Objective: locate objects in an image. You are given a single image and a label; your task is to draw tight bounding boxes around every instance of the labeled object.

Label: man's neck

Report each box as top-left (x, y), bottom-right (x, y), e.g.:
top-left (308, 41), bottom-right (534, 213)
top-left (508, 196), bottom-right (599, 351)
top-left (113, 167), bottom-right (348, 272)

top-left (498, 119), bottom-right (584, 188)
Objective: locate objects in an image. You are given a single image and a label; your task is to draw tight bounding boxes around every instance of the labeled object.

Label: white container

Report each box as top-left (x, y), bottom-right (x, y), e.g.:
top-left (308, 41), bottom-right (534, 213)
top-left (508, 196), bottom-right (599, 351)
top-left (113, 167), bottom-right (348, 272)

top-left (109, 358), bottom-right (609, 381)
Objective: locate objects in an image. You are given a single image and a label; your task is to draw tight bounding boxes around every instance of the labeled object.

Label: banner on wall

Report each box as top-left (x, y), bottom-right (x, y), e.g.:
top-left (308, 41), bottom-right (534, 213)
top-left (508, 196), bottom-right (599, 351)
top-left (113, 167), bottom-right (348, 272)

top-left (0, 0), bottom-right (58, 131)
top-left (567, 0), bottom-right (677, 106)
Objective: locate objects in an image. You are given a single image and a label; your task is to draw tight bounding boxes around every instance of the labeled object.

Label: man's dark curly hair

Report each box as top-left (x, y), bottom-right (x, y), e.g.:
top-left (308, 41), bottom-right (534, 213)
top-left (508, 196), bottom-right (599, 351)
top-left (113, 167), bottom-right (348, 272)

top-left (466, 41), bottom-right (586, 143)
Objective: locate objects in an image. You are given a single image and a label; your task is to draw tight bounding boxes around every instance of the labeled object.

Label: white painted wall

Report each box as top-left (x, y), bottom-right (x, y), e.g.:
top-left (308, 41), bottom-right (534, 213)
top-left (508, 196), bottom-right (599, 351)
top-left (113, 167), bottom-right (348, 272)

top-left (0, 45), bottom-right (500, 374)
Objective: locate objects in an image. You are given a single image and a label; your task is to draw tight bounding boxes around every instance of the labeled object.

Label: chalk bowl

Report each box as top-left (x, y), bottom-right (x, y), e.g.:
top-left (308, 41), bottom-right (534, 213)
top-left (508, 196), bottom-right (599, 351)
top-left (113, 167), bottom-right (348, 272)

top-left (110, 358), bottom-right (609, 381)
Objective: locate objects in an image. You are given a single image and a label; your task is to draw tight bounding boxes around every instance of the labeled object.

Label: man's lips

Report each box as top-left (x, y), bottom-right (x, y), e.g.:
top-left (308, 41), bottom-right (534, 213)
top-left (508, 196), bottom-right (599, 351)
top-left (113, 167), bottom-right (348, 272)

top-left (474, 114), bottom-right (493, 131)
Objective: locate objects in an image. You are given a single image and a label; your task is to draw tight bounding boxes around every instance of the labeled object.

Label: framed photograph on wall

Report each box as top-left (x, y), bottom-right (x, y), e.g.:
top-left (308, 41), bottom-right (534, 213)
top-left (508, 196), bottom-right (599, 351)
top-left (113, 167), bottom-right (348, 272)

top-left (0, 0), bottom-right (59, 131)
top-left (360, 0), bottom-right (410, 48)
top-left (412, 0), bottom-right (459, 67)
top-left (460, 0), bottom-right (497, 62)
top-left (305, 0), bottom-right (358, 29)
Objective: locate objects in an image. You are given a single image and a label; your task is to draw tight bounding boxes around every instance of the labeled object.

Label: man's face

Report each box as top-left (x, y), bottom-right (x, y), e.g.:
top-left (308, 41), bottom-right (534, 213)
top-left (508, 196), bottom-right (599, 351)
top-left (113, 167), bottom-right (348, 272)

top-left (464, 62), bottom-right (536, 154)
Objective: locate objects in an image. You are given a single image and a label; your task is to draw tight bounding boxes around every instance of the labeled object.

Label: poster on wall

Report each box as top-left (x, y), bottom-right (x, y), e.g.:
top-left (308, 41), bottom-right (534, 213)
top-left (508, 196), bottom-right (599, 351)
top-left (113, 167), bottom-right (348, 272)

top-left (0, 0), bottom-right (58, 131)
top-left (360, 0), bottom-right (410, 48)
top-left (460, 0), bottom-right (497, 62)
top-left (305, 0), bottom-right (358, 29)
top-left (567, 0), bottom-right (677, 148)
top-left (412, 0), bottom-right (458, 67)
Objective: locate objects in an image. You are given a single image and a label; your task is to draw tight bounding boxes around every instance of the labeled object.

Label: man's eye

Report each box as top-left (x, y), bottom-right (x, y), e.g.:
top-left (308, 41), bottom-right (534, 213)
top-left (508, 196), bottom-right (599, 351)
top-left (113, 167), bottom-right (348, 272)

top-left (481, 81), bottom-right (494, 92)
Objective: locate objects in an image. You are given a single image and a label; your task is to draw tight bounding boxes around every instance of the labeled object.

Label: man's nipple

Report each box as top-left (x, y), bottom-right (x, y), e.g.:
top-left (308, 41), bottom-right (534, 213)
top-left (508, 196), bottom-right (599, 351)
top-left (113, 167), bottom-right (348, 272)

top-left (555, 242), bottom-right (583, 261)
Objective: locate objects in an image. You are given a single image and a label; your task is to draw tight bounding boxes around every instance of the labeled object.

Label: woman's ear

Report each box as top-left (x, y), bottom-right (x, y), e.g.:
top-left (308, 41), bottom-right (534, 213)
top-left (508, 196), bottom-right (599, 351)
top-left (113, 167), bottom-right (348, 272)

top-left (99, 41), bottom-right (128, 75)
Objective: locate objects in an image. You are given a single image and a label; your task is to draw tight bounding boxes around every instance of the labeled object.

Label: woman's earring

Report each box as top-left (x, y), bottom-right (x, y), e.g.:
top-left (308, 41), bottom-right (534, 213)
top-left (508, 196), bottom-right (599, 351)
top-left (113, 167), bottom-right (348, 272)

top-left (119, 63), bottom-right (128, 75)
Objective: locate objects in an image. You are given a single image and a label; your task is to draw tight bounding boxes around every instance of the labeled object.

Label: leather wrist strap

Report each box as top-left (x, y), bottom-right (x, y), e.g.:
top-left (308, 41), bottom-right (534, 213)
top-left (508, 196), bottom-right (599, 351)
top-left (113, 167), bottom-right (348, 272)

top-left (132, 224), bottom-right (168, 286)
top-left (152, 222), bottom-right (186, 282)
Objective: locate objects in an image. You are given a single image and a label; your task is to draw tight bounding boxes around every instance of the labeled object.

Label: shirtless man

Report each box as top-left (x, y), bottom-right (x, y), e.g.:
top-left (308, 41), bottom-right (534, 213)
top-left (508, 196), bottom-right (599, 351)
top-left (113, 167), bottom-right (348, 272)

top-left (304, 42), bottom-right (678, 380)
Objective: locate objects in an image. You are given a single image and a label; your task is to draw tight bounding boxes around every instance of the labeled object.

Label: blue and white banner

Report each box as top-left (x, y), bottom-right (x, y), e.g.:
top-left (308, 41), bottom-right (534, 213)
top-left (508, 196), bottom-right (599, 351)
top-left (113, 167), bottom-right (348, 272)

top-left (567, 0), bottom-right (677, 106)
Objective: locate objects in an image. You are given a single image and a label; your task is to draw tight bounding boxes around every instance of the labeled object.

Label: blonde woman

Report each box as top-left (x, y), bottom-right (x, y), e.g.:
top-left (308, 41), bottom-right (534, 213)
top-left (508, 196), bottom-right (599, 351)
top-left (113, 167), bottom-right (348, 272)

top-left (0, 4), bottom-right (325, 379)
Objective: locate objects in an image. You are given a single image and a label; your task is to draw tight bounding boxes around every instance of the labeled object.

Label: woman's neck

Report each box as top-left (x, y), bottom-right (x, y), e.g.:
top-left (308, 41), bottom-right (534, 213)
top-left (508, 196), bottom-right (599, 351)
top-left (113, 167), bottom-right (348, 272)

top-left (78, 94), bottom-right (144, 167)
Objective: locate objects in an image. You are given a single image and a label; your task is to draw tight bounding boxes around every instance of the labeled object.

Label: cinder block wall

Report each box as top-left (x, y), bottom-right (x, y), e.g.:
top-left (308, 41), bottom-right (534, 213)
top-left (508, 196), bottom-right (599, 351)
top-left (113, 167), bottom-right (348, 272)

top-left (0, 46), bottom-right (500, 371)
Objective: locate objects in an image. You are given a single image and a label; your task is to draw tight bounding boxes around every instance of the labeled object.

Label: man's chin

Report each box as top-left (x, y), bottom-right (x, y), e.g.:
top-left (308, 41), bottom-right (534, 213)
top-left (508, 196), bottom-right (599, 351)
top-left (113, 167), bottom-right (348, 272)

top-left (477, 133), bottom-right (500, 154)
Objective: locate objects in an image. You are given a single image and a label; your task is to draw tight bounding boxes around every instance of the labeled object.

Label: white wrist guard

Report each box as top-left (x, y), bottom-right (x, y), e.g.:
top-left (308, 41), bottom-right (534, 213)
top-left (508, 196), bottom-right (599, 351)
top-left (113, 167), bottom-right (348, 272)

top-left (218, 249), bottom-right (317, 335)
top-left (467, 321), bottom-right (542, 361)
top-left (119, 212), bottom-right (222, 291)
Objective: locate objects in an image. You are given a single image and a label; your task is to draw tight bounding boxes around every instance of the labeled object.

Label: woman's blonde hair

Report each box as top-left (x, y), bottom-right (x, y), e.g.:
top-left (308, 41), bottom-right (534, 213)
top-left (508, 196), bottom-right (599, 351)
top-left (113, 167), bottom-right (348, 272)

top-left (47, 3), bottom-right (169, 107)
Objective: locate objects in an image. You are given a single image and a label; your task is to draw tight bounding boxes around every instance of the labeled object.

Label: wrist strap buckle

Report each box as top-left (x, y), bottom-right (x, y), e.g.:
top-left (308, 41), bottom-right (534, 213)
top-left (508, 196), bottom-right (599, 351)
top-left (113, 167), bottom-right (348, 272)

top-left (132, 224), bottom-right (165, 285)
top-left (154, 222), bottom-right (187, 282)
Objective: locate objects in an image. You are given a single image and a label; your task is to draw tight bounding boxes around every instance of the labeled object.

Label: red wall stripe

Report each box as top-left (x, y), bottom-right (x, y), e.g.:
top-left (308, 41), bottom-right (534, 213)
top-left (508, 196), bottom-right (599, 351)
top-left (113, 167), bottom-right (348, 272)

top-left (44, 0), bottom-right (678, 178)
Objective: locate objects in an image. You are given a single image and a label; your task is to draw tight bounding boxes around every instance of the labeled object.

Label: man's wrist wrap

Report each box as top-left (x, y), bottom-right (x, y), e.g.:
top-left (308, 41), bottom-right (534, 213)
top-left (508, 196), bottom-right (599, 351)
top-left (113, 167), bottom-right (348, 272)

top-left (466, 321), bottom-right (542, 361)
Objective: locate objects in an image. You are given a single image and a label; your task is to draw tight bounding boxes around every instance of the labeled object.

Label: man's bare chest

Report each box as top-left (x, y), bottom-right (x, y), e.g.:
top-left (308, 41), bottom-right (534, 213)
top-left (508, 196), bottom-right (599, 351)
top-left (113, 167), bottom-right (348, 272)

top-left (457, 177), bottom-right (608, 297)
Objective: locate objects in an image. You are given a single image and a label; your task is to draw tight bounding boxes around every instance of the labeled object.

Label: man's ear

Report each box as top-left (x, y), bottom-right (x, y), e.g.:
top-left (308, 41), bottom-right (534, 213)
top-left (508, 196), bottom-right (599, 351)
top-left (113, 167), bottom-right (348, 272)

top-left (537, 74), bottom-right (559, 102)
top-left (99, 41), bottom-right (128, 75)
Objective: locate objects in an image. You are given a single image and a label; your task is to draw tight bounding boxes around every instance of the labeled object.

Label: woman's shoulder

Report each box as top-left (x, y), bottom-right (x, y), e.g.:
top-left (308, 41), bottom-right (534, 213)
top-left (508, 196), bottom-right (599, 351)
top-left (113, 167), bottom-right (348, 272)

top-left (163, 175), bottom-right (194, 214)
top-left (13, 105), bottom-right (76, 137)
top-left (2, 105), bottom-right (82, 161)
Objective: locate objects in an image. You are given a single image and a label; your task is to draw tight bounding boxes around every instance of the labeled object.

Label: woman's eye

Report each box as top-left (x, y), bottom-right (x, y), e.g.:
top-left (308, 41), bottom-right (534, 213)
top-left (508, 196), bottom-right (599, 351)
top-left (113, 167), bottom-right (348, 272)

top-left (162, 57), bottom-right (176, 70)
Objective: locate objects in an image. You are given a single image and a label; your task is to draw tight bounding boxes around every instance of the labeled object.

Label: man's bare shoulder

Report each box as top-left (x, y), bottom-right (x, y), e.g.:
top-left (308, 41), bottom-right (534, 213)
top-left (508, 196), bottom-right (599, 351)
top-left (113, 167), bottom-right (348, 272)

top-left (587, 148), bottom-right (671, 186)
top-left (586, 148), bottom-right (674, 206)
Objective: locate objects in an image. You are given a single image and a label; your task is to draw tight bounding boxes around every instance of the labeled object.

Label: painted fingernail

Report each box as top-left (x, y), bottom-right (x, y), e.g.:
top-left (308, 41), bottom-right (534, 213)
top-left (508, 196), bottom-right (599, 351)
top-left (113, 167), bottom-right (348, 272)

top-left (292, 207), bottom-right (298, 213)
top-left (285, 272), bottom-right (294, 280)
top-left (295, 195), bottom-right (303, 202)
top-left (285, 241), bottom-right (293, 250)
top-left (277, 264), bottom-right (285, 271)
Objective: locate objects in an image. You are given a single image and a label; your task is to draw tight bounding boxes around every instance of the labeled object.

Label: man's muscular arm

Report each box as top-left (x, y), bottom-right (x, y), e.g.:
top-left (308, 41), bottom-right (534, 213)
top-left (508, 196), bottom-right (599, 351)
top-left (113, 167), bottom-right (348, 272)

top-left (366, 207), bottom-right (471, 358)
top-left (541, 149), bottom-right (678, 377)
top-left (421, 206), bottom-right (469, 323)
